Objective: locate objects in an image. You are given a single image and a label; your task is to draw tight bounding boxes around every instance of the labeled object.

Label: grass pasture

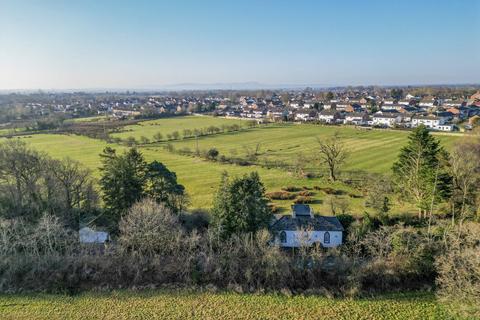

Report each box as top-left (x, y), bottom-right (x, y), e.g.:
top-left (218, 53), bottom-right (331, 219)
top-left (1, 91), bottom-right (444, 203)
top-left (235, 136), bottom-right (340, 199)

top-left (110, 115), bottom-right (246, 141)
top-left (164, 122), bottom-right (458, 173)
top-left (7, 116), bottom-right (460, 215)
top-left (0, 291), bottom-right (453, 320)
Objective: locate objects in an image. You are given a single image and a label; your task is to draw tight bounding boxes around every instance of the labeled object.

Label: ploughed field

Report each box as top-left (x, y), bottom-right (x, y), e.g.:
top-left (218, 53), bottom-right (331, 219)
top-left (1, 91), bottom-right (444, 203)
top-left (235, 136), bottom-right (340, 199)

top-left (0, 291), bottom-right (452, 320)
top-left (11, 116), bottom-right (459, 214)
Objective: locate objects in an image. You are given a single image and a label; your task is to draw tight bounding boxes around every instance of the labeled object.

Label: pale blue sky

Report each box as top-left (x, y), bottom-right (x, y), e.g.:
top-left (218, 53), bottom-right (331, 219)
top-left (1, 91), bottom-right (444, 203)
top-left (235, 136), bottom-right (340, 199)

top-left (1, 0), bottom-right (479, 90)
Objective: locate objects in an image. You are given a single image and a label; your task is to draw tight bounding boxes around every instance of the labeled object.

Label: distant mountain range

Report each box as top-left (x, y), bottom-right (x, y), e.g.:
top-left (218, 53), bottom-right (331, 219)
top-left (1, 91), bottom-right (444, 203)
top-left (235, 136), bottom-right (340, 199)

top-left (1, 82), bottom-right (479, 94)
top-left (158, 82), bottom-right (334, 91)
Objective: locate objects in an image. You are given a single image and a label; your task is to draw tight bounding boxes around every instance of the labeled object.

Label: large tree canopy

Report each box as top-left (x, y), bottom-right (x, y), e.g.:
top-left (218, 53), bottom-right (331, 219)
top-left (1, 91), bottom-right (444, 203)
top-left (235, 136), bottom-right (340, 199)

top-left (99, 147), bottom-right (186, 221)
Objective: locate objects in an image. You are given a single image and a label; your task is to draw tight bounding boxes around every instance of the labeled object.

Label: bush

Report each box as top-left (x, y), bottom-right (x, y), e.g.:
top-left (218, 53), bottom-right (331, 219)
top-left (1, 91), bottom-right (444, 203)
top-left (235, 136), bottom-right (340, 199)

top-left (294, 196), bottom-right (313, 204)
top-left (180, 209), bottom-right (210, 232)
top-left (298, 190), bottom-right (314, 197)
top-left (119, 199), bottom-right (183, 257)
top-left (266, 191), bottom-right (296, 200)
top-left (268, 203), bottom-right (280, 213)
top-left (319, 187), bottom-right (345, 195)
top-left (206, 148), bottom-right (219, 160)
top-left (435, 222), bottom-right (480, 316)
top-left (281, 186), bottom-right (301, 192)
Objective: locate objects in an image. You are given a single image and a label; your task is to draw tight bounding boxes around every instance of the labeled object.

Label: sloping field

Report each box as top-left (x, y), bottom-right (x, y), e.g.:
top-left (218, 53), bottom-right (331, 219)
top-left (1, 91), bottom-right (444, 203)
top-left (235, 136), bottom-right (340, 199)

top-left (10, 117), bottom-right (460, 214)
top-left (0, 291), bottom-right (452, 320)
top-left (110, 115), bottom-right (246, 140)
top-left (16, 133), bottom-right (354, 213)
top-left (165, 123), bottom-right (458, 173)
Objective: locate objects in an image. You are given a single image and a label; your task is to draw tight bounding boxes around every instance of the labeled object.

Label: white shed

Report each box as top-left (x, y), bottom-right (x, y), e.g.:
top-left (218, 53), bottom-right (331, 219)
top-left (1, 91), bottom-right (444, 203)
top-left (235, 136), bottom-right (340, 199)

top-left (79, 226), bottom-right (110, 244)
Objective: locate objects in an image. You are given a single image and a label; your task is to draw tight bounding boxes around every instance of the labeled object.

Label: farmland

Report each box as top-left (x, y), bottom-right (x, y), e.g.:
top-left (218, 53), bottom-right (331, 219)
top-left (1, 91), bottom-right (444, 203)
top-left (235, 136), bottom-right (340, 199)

top-left (110, 115), bottom-right (246, 140)
top-left (0, 291), bottom-right (453, 320)
top-left (11, 115), bottom-right (460, 214)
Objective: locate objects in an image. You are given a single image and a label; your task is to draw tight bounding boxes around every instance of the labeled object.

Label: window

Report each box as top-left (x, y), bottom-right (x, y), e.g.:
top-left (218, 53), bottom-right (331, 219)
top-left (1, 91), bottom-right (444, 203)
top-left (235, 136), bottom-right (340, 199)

top-left (279, 231), bottom-right (287, 243)
top-left (324, 232), bottom-right (330, 244)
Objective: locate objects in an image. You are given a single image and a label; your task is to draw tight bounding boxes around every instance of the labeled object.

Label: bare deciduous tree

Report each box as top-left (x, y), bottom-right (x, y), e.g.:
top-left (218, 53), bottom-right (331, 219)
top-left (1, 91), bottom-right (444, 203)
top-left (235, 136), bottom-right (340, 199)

top-left (449, 132), bottom-right (480, 224)
top-left (316, 132), bottom-right (348, 181)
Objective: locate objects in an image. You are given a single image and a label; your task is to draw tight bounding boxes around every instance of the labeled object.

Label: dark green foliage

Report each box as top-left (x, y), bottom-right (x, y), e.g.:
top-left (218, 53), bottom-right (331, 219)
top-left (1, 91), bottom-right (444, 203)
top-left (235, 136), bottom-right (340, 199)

top-left (392, 125), bottom-right (452, 217)
top-left (145, 161), bottom-right (187, 213)
top-left (99, 147), bottom-right (146, 219)
top-left (99, 147), bottom-right (186, 221)
top-left (212, 172), bottom-right (272, 238)
top-left (206, 148), bottom-right (219, 160)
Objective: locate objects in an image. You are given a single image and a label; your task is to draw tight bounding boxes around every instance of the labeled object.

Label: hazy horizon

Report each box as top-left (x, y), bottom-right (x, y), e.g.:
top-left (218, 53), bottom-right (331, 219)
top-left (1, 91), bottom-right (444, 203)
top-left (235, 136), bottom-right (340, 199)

top-left (1, 0), bottom-right (479, 90)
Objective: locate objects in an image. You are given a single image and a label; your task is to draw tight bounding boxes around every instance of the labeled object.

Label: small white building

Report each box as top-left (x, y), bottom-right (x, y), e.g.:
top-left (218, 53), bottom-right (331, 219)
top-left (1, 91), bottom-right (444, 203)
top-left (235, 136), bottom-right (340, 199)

top-left (271, 205), bottom-right (343, 248)
top-left (79, 227), bottom-right (110, 244)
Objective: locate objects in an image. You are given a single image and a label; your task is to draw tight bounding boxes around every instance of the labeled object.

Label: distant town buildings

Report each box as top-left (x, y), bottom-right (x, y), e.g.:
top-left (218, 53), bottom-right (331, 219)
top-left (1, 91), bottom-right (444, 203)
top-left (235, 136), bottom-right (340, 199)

top-left (2, 88), bottom-right (480, 132)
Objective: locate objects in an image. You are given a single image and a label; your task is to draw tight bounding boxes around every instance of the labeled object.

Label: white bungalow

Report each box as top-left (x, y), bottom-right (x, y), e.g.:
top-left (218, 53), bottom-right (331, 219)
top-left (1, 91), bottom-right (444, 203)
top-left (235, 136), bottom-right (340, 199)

top-left (271, 205), bottom-right (344, 248)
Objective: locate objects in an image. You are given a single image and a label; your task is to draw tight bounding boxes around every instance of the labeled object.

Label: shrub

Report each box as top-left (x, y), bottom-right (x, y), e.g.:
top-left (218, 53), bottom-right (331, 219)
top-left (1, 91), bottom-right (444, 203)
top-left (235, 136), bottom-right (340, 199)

top-left (268, 203), bottom-right (280, 213)
top-left (298, 190), bottom-right (314, 197)
top-left (281, 186), bottom-right (301, 192)
top-left (294, 196), bottom-right (313, 204)
top-left (118, 199), bottom-right (183, 257)
top-left (266, 191), bottom-right (296, 200)
top-left (125, 136), bottom-right (137, 146)
top-left (435, 222), bottom-right (480, 315)
top-left (180, 210), bottom-right (210, 232)
top-left (206, 148), bottom-right (219, 160)
top-left (319, 187), bottom-right (345, 195)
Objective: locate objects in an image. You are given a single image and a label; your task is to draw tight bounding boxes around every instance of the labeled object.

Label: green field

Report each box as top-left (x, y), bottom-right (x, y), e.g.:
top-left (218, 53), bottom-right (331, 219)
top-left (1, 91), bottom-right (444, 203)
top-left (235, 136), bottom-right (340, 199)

top-left (0, 291), bottom-right (453, 320)
top-left (10, 116), bottom-right (460, 214)
top-left (111, 115), bottom-right (246, 140)
top-left (163, 123), bottom-right (458, 173)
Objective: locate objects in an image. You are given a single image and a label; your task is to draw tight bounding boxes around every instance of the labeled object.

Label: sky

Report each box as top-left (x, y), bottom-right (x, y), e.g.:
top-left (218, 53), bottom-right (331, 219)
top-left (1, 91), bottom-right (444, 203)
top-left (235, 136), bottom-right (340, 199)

top-left (0, 0), bottom-right (479, 90)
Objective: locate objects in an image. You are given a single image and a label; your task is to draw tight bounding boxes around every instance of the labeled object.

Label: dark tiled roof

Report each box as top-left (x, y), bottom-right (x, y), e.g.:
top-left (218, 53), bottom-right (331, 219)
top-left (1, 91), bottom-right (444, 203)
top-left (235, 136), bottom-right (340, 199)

top-left (271, 215), bottom-right (344, 232)
top-left (292, 204), bottom-right (311, 216)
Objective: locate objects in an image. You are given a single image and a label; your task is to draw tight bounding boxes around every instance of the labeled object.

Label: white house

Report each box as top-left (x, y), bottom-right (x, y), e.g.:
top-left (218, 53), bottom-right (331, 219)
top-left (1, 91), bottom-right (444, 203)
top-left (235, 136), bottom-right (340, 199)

top-left (419, 98), bottom-right (435, 108)
top-left (271, 205), bottom-right (344, 248)
top-left (318, 110), bottom-right (343, 124)
top-left (79, 227), bottom-right (110, 244)
top-left (411, 115), bottom-right (444, 128)
top-left (295, 112), bottom-right (314, 122)
top-left (372, 113), bottom-right (402, 127)
top-left (411, 115), bottom-right (454, 131)
top-left (344, 112), bottom-right (368, 125)
top-left (435, 124), bottom-right (454, 131)
top-left (381, 104), bottom-right (408, 112)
